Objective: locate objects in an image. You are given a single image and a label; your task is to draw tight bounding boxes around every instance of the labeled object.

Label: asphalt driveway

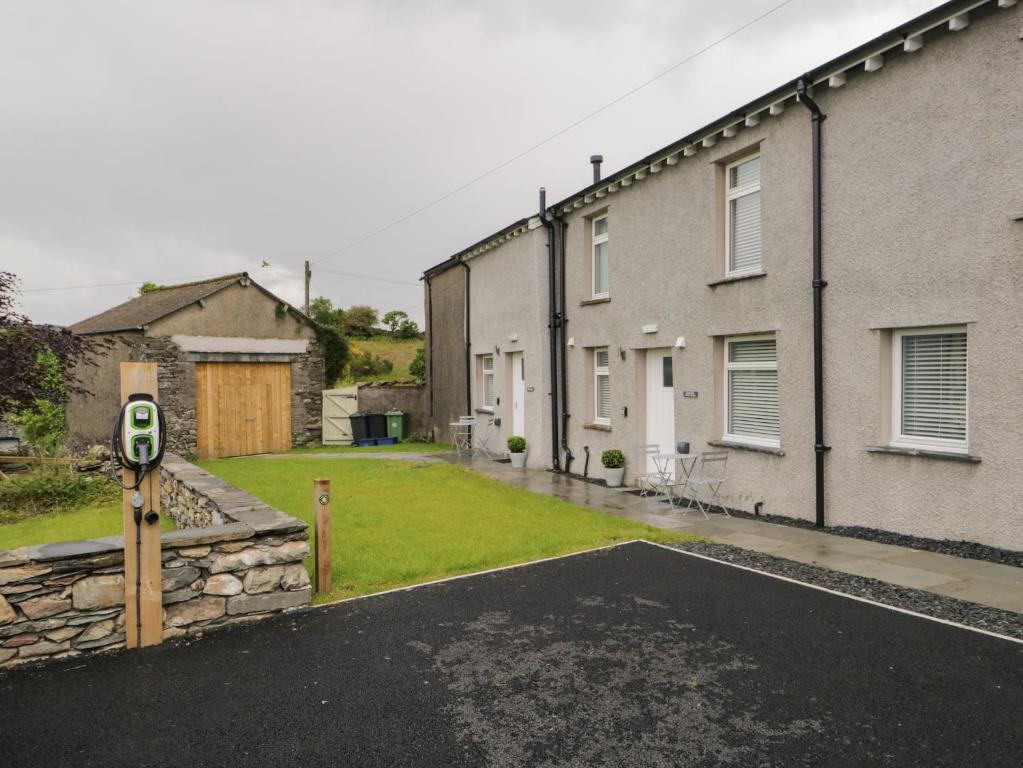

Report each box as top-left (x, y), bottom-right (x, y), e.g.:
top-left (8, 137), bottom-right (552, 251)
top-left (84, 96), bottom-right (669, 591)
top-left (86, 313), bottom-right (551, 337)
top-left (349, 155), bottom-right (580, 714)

top-left (3, 541), bottom-right (1021, 767)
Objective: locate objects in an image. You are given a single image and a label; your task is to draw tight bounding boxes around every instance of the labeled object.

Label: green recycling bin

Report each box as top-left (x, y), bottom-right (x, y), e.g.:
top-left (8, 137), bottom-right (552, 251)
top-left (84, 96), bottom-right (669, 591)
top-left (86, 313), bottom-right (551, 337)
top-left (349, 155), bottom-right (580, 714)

top-left (385, 410), bottom-right (407, 440)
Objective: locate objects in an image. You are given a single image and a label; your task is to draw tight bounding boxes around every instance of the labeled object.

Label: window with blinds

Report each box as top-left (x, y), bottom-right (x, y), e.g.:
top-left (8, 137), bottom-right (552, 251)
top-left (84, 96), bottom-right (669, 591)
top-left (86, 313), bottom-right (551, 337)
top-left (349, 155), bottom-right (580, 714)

top-left (594, 348), bottom-right (611, 424)
top-left (893, 328), bottom-right (967, 451)
top-left (592, 215), bottom-right (609, 298)
top-left (725, 155), bottom-right (762, 276)
top-left (482, 355), bottom-right (495, 409)
top-left (724, 335), bottom-right (779, 446)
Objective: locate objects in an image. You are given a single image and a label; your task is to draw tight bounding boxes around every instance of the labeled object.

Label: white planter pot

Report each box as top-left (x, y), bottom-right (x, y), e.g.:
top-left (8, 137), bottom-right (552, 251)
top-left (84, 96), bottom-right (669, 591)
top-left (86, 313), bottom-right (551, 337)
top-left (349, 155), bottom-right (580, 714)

top-left (509, 451), bottom-right (527, 469)
top-left (604, 466), bottom-right (625, 487)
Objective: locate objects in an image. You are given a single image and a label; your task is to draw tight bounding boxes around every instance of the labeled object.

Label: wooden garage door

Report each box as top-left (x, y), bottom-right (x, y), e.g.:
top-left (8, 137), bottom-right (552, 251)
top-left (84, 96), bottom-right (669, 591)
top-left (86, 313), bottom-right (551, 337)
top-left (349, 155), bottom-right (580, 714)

top-left (196, 362), bottom-right (292, 458)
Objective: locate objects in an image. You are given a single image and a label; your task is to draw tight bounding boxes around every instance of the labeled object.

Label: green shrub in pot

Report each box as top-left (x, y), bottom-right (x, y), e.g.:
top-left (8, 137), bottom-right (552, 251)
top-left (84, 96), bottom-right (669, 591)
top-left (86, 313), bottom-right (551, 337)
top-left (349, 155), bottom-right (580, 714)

top-left (601, 449), bottom-right (626, 487)
top-left (507, 436), bottom-right (527, 453)
top-left (601, 449), bottom-right (625, 469)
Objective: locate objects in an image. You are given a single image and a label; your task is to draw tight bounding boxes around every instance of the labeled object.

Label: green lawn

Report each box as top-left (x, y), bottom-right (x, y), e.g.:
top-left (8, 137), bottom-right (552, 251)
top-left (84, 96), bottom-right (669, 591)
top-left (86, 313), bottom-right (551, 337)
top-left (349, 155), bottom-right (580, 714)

top-left (0, 501), bottom-right (175, 550)
top-left (201, 457), bottom-right (695, 603)
top-left (286, 442), bottom-right (448, 454)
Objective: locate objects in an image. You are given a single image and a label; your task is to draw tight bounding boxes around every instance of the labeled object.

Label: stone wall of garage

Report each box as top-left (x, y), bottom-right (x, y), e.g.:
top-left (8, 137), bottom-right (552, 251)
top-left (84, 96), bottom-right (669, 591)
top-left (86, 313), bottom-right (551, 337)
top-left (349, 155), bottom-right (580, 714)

top-left (66, 333), bottom-right (324, 454)
top-left (0, 453), bottom-right (311, 669)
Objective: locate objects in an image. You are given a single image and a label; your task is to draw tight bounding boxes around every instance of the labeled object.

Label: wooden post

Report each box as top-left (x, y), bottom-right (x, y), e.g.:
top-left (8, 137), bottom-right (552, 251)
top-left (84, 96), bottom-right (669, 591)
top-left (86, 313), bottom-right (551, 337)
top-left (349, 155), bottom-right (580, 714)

top-left (120, 363), bottom-right (163, 649)
top-left (314, 478), bottom-right (332, 594)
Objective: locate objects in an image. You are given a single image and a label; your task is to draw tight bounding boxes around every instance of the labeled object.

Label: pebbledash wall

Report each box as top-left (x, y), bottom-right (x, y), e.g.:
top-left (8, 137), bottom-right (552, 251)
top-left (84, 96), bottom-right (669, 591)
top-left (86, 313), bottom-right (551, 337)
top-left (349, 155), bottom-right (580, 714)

top-left (0, 453), bottom-right (311, 669)
top-left (423, 1), bottom-right (1023, 551)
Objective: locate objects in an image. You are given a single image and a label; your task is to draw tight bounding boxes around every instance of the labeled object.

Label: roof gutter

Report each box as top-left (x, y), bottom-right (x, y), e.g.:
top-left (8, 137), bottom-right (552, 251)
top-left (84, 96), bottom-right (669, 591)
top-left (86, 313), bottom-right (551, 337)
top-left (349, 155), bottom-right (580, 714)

top-left (795, 77), bottom-right (830, 529)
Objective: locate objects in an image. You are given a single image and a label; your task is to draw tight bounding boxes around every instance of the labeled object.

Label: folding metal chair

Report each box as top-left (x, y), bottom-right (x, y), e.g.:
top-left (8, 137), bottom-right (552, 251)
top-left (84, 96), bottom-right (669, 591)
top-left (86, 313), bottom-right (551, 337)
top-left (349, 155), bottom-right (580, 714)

top-left (635, 444), bottom-right (664, 498)
top-left (472, 416), bottom-right (497, 459)
top-left (450, 417), bottom-right (475, 457)
top-left (683, 451), bottom-right (729, 519)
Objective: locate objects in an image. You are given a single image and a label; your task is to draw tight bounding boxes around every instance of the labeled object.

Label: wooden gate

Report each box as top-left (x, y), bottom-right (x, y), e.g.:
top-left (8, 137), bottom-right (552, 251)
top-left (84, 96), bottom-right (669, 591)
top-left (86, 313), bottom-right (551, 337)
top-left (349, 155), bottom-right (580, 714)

top-left (322, 386), bottom-right (358, 445)
top-left (196, 362), bottom-right (292, 458)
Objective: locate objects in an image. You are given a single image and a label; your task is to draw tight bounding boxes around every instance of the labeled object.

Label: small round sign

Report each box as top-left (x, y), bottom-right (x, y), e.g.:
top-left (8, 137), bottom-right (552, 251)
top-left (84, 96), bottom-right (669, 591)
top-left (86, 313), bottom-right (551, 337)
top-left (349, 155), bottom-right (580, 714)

top-left (318, 494), bottom-right (330, 506)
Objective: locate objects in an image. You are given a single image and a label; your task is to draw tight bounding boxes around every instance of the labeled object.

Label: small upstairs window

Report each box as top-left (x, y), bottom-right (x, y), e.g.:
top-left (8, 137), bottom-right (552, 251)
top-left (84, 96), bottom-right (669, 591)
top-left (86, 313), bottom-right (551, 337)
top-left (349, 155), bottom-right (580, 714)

top-left (725, 154), bottom-right (762, 276)
top-left (592, 215), bottom-right (609, 299)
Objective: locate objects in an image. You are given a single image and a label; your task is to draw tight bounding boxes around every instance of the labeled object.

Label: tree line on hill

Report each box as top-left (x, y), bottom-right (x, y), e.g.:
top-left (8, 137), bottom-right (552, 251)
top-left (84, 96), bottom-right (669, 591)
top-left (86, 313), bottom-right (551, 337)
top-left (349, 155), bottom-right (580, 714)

top-left (308, 297), bottom-right (425, 385)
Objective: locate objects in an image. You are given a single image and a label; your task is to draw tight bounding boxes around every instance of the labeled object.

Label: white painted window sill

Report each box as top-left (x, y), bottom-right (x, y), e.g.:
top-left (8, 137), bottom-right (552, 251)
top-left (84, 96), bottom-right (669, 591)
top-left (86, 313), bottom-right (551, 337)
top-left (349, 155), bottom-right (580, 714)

top-left (707, 439), bottom-right (785, 456)
top-left (867, 445), bottom-right (980, 463)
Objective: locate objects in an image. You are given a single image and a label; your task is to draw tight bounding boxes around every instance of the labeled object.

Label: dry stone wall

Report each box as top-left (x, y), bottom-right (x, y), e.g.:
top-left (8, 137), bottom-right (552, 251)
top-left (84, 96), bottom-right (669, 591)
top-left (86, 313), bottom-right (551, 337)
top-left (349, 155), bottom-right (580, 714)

top-left (0, 453), bottom-right (310, 669)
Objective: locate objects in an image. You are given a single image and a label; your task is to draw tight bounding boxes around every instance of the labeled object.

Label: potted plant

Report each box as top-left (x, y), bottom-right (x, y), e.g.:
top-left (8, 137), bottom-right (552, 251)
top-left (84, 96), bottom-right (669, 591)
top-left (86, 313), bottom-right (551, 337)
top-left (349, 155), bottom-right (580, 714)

top-left (507, 436), bottom-right (527, 468)
top-left (602, 449), bottom-right (626, 487)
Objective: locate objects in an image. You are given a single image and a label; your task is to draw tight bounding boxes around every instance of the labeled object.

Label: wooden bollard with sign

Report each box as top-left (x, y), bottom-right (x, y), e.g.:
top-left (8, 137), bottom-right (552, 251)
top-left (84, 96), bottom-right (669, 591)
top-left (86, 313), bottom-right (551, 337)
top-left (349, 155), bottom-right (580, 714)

top-left (314, 478), bottom-right (332, 594)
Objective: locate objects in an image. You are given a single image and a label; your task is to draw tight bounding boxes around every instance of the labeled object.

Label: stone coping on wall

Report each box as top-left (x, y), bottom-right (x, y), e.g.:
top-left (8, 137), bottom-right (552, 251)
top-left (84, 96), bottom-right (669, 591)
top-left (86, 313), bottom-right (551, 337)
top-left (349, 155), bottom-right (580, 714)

top-left (160, 452), bottom-right (306, 535)
top-left (0, 453), bottom-right (310, 669)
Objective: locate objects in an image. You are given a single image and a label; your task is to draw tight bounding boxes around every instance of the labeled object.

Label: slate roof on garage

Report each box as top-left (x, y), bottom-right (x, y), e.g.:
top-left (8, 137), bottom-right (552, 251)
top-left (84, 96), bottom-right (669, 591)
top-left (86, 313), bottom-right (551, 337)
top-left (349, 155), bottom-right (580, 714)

top-left (69, 274), bottom-right (247, 335)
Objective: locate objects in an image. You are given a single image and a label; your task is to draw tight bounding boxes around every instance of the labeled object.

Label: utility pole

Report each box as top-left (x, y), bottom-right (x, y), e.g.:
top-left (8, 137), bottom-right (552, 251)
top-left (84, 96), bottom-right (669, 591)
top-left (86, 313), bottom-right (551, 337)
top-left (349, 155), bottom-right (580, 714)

top-left (304, 260), bottom-right (311, 315)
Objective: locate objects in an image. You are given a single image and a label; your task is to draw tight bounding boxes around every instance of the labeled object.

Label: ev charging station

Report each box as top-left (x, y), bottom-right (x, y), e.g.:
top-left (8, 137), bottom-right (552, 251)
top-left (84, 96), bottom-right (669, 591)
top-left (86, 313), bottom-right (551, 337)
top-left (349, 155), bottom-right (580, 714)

top-left (112, 363), bottom-right (165, 649)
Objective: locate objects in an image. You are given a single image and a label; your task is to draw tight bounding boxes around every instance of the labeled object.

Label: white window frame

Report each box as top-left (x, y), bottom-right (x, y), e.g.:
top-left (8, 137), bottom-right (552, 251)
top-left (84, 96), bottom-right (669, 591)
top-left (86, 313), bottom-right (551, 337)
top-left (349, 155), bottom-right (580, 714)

top-left (593, 347), bottom-right (611, 425)
top-left (591, 214), bottom-right (609, 299)
top-left (723, 333), bottom-right (780, 449)
top-left (480, 354), bottom-right (495, 412)
top-left (891, 325), bottom-right (968, 454)
top-left (724, 153), bottom-right (762, 278)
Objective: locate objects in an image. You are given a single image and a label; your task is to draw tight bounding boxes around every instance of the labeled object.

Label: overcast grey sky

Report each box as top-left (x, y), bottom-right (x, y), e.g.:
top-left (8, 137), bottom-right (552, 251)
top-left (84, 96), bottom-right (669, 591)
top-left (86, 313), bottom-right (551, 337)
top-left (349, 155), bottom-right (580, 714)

top-left (2, 0), bottom-right (944, 327)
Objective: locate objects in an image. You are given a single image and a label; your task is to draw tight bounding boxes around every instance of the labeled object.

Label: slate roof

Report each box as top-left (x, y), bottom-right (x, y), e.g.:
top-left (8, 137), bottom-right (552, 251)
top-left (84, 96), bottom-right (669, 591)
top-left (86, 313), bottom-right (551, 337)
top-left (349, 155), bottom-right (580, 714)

top-left (70, 274), bottom-right (247, 335)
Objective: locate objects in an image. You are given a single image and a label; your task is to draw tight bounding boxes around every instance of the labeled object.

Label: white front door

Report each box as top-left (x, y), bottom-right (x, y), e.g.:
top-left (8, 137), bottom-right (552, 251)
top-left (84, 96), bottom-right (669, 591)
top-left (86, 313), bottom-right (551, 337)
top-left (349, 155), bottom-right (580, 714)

top-left (511, 353), bottom-right (526, 437)
top-left (645, 348), bottom-right (675, 478)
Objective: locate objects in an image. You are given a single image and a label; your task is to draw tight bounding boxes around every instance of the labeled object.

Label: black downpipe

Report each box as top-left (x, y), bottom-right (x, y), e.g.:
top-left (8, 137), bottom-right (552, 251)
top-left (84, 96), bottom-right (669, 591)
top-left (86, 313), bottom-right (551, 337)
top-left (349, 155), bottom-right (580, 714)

top-left (540, 188), bottom-right (561, 471)
top-left (460, 260), bottom-right (472, 419)
top-left (796, 77), bottom-right (830, 529)
top-left (425, 275), bottom-right (434, 419)
top-left (557, 215), bottom-right (573, 474)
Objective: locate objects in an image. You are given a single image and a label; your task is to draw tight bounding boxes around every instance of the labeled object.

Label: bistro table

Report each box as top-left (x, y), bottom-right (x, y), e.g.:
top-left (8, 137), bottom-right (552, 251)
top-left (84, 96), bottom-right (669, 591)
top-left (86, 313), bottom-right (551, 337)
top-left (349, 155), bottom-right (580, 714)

top-left (650, 453), bottom-right (699, 507)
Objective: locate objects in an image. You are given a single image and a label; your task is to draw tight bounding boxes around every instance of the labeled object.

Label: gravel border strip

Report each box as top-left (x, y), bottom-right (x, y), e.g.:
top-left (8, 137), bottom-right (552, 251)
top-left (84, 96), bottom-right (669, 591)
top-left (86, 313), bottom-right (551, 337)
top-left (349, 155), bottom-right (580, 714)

top-left (621, 491), bottom-right (1023, 568)
top-left (663, 539), bottom-right (1023, 641)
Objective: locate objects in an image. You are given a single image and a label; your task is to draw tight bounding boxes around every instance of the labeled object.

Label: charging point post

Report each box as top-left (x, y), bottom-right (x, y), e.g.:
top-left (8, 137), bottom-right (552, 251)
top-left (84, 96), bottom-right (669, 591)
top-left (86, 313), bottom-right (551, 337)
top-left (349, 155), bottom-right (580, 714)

top-left (314, 478), bottom-right (332, 595)
top-left (120, 363), bottom-right (163, 649)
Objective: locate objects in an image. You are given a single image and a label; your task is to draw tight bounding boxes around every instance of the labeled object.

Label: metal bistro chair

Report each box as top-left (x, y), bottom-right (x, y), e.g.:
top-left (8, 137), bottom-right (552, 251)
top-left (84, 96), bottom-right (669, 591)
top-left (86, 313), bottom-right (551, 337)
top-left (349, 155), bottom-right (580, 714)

top-left (450, 416), bottom-right (475, 458)
top-left (472, 415), bottom-right (497, 460)
top-left (683, 451), bottom-right (729, 519)
top-left (635, 444), bottom-right (665, 498)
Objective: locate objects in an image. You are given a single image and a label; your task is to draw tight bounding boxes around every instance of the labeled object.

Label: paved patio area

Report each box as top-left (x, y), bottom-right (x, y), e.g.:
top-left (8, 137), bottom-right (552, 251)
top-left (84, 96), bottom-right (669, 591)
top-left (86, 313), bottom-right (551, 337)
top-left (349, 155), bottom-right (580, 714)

top-left (446, 455), bottom-right (1023, 615)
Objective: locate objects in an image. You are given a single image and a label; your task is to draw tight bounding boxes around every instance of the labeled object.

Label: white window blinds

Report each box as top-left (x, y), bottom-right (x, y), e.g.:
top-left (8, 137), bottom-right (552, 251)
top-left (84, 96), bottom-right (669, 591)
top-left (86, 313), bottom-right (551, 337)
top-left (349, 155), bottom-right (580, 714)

top-left (725, 336), bottom-right (779, 445)
top-left (726, 155), bottom-right (762, 275)
top-left (899, 331), bottom-right (967, 444)
top-left (595, 348), bottom-right (610, 423)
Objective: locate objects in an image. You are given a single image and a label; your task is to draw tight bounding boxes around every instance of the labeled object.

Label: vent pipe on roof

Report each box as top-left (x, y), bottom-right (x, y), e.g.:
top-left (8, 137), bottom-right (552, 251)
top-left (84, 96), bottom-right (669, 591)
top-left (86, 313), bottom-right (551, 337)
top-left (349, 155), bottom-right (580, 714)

top-left (590, 155), bottom-right (603, 184)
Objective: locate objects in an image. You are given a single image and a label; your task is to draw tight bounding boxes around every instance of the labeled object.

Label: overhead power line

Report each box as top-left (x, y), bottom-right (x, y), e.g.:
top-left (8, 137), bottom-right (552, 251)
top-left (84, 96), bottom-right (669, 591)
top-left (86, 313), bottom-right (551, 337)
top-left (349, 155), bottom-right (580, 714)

top-left (309, 0), bottom-right (796, 267)
top-left (315, 266), bottom-right (420, 287)
top-left (21, 1), bottom-right (796, 296)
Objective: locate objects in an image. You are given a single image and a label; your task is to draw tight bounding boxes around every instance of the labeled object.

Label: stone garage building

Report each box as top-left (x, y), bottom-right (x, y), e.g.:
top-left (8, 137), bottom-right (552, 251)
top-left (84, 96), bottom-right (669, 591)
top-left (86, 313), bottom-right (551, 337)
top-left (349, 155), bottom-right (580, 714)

top-left (67, 273), bottom-right (323, 458)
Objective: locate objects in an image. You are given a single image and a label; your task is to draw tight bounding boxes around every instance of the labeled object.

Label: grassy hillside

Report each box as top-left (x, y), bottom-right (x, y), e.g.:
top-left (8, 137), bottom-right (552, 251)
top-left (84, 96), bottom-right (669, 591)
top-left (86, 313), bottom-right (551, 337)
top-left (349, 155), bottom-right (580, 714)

top-left (345, 336), bottom-right (423, 383)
